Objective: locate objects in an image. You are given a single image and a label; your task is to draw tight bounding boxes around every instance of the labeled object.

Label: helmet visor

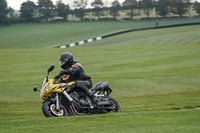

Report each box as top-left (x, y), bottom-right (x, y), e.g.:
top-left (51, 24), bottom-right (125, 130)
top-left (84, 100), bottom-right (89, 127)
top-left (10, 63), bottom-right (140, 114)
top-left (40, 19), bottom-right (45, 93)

top-left (60, 60), bottom-right (66, 66)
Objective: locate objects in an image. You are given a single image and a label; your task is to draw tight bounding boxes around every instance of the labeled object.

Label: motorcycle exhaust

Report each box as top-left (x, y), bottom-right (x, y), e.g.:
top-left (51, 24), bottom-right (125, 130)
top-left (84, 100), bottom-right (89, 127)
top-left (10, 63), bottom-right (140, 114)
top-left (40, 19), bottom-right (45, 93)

top-left (97, 101), bottom-right (112, 106)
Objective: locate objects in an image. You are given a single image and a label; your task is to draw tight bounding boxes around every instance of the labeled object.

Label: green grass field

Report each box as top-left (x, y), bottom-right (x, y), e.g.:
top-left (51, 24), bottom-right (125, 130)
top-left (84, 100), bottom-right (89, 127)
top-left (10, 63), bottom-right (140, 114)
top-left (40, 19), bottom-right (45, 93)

top-left (0, 20), bottom-right (200, 133)
top-left (0, 18), bottom-right (200, 49)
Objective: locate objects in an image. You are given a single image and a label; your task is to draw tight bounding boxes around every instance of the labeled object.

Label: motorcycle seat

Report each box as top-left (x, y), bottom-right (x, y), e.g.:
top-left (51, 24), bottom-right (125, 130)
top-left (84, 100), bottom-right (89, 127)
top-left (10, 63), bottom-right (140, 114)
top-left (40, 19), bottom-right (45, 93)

top-left (90, 82), bottom-right (102, 91)
top-left (90, 82), bottom-right (109, 91)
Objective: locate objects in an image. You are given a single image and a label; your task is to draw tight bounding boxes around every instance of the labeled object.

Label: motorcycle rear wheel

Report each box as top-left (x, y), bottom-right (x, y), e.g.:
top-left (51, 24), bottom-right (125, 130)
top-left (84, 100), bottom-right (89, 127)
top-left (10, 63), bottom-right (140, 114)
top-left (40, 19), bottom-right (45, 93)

top-left (108, 97), bottom-right (121, 113)
top-left (42, 100), bottom-right (69, 117)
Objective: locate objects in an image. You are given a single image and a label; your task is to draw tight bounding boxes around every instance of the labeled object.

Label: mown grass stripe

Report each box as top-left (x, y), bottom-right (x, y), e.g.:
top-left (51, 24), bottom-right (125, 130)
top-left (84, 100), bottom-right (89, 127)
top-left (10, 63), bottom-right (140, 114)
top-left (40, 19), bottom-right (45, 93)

top-left (58, 22), bottom-right (200, 48)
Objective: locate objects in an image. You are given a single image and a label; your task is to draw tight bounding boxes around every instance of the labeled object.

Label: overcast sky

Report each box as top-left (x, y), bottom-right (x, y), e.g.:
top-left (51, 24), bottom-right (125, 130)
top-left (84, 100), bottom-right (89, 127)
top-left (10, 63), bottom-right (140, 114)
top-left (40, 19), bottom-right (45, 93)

top-left (6, 0), bottom-right (200, 10)
top-left (6, 0), bottom-right (126, 10)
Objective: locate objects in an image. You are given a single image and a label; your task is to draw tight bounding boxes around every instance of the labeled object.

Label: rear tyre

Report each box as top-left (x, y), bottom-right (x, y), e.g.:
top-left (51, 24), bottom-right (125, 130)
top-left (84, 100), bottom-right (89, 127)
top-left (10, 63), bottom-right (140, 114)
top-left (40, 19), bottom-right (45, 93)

top-left (42, 100), bottom-right (69, 117)
top-left (108, 97), bottom-right (121, 113)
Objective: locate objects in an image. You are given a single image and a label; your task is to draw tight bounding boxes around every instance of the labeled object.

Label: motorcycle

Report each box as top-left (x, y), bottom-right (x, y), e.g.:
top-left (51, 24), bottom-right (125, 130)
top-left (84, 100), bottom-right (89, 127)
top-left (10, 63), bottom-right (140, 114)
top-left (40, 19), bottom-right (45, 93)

top-left (33, 65), bottom-right (121, 117)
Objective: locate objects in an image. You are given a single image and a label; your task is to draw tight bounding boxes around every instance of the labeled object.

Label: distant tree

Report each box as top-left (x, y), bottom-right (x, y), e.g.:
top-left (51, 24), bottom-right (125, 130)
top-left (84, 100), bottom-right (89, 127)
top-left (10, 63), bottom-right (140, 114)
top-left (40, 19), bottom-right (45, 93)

top-left (37, 0), bottom-right (54, 22)
top-left (155, 0), bottom-right (170, 18)
top-left (141, 0), bottom-right (154, 18)
top-left (186, 0), bottom-right (192, 16)
top-left (8, 7), bottom-right (15, 18)
top-left (73, 0), bottom-right (88, 21)
top-left (193, 1), bottom-right (200, 15)
top-left (91, 0), bottom-right (105, 20)
top-left (104, 0), bottom-right (112, 19)
top-left (122, 0), bottom-right (138, 20)
top-left (138, 0), bottom-right (142, 11)
top-left (56, 0), bottom-right (70, 20)
top-left (0, 0), bottom-right (8, 24)
top-left (110, 0), bottom-right (121, 20)
top-left (70, 0), bottom-right (76, 21)
top-left (20, 1), bottom-right (36, 21)
top-left (169, 0), bottom-right (188, 17)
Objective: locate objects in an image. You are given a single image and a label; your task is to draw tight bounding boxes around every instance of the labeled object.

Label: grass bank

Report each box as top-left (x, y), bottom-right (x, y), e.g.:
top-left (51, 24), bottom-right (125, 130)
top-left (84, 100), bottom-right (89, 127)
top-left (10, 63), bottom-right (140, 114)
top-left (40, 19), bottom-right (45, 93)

top-left (0, 18), bottom-right (200, 49)
top-left (0, 23), bottom-right (200, 132)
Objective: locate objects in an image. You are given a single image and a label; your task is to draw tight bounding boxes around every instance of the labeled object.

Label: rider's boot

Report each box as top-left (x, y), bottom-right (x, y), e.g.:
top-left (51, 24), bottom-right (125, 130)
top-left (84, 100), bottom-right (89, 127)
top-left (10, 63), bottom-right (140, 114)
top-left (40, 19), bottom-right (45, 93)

top-left (75, 82), bottom-right (98, 105)
top-left (88, 90), bottom-right (98, 105)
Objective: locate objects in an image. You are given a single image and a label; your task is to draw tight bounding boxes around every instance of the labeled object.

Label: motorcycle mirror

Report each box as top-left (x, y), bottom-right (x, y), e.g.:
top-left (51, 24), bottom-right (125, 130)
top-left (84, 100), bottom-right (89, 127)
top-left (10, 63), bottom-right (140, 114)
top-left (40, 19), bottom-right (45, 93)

top-left (47, 65), bottom-right (55, 73)
top-left (33, 86), bottom-right (38, 92)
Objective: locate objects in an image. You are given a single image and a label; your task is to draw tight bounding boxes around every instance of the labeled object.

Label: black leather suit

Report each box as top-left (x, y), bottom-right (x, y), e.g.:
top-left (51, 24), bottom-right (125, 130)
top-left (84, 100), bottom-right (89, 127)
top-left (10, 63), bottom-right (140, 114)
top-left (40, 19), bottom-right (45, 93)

top-left (59, 61), bottom-right (92, 96)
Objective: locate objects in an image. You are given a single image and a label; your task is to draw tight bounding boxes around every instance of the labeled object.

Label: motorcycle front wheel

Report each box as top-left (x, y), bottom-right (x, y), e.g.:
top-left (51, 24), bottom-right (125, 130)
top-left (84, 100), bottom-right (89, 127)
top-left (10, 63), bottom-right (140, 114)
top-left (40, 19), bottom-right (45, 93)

top-left (42, 100), bottom-right (69, 117)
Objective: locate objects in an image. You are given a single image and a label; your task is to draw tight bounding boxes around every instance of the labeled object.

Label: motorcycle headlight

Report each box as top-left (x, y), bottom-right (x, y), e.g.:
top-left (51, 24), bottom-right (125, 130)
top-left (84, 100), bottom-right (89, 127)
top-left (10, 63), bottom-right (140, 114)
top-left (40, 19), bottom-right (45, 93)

top-left (43, 83), bottom-right (50, 94)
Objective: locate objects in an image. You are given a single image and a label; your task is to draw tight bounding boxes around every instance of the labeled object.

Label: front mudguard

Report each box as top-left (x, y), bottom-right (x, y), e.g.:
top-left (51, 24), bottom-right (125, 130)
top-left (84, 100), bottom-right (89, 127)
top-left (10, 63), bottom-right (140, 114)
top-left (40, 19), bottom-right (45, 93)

top-left (43, 97), bottom-right (57, 104)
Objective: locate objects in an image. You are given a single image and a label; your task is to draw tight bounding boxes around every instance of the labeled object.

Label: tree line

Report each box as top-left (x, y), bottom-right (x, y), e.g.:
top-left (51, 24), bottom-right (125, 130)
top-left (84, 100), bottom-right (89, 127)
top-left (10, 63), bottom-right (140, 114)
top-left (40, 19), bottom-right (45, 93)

top-left (1, 0), bottom-right (200, 25)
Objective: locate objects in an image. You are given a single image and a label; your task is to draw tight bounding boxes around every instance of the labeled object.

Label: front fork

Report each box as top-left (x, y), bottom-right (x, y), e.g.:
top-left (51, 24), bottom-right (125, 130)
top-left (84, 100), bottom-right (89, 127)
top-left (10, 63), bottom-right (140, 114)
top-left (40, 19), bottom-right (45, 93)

top-left (55, 91), bottom-right (73, 110)
top-left (56, 93), bottom-right (60, 110)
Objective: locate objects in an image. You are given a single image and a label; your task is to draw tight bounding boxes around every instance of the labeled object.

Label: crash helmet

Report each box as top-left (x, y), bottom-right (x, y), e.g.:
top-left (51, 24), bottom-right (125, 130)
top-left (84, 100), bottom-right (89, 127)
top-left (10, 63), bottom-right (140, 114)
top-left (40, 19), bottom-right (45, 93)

top-left (59, 52), bottom-right (74, 69)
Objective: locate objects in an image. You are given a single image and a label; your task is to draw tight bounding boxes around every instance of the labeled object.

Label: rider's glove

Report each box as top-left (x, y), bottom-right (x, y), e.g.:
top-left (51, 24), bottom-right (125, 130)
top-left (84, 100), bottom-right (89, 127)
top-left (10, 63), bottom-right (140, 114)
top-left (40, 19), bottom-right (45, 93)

top-left (59, 70), bottom-right (66, 76)
top-left (54, 75), bottom-right (60, 80)
top-left (59, 69), bottom-right (71, 76)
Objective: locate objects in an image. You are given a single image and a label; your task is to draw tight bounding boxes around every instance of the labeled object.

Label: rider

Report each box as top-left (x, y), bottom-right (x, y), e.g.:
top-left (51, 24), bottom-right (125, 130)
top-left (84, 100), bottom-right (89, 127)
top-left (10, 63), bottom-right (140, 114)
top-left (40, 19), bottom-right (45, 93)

top-left (55, 52), bottom-right (97, 104)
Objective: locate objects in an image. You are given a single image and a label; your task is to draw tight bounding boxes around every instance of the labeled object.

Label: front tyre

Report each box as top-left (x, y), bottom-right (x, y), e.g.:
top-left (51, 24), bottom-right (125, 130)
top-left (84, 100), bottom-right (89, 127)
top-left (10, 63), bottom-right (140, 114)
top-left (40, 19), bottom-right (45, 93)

top-left (42, 100), bottom-right (69, 117)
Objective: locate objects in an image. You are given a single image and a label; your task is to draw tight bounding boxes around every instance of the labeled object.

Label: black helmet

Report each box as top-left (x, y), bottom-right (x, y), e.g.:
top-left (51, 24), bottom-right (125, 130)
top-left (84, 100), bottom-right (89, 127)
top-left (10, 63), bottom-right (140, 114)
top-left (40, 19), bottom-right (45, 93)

top-left (59, 52), bottom-right (74, 69)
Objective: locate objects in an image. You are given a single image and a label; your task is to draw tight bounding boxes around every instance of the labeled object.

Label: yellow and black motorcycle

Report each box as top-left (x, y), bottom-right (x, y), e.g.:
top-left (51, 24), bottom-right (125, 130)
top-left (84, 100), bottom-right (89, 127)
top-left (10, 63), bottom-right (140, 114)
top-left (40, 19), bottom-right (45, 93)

top-left (33, 65), bottom-right (121, 117)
